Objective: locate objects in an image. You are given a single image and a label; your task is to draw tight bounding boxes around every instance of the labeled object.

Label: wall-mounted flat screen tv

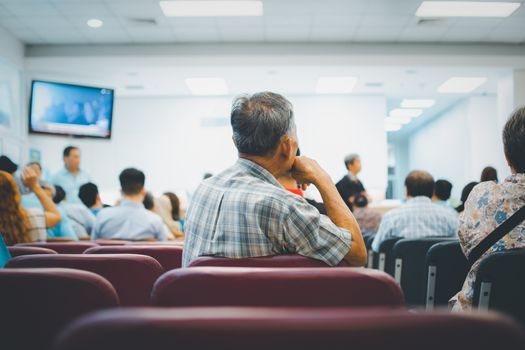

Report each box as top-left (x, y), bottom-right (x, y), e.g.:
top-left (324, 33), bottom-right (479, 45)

top-left (29, 80), bottom-right (114, 139)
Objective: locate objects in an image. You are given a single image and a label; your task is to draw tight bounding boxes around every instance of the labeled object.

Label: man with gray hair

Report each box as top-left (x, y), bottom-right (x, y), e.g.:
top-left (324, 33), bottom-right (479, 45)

top-left (183, 92), bottom-right (366, 267)
top-left (336, 153), bottom-right (367, 210)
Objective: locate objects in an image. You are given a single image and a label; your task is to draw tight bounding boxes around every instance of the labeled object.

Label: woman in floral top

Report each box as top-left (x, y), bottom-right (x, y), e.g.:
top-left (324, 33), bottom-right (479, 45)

top-left (452, 106), bottom-right (525, 311)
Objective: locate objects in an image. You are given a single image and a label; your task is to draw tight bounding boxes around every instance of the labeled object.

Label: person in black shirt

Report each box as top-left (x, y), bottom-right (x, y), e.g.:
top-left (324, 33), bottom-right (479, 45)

top-left (336, 154), bottom-right (367, 210)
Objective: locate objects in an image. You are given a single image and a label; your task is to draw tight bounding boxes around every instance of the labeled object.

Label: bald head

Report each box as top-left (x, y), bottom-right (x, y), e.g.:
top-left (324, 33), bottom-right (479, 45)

top-left (405, 170), bottom-right (435, 198)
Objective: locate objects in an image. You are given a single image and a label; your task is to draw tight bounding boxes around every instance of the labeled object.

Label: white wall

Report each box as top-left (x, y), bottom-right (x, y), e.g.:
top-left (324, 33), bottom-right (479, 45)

top-left (407, 95), bottom-right (505, 199)
top-left (28, 95), bottom-right (388, 203)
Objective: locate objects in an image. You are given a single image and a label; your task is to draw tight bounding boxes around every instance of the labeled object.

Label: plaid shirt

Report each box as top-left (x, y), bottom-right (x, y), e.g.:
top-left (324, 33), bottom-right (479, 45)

top-left (182, 158), bottom-right (352, 267)
top-left (371, 196), bottom-right (458, 252)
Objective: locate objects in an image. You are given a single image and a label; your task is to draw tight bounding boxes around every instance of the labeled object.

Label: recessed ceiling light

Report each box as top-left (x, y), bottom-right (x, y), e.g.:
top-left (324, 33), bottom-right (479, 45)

top-left (384, 122), bottom-right (403, 132)
top-left (315, 77), bottom-right (358, 94)
top-left (185, 78), bottom-right (228, 95)
top-left (159, 1), bottom-right (263, 17)
top-left (416, 1), bottom-right (520, 18)
top-left (385, 116), bottom-right (412, 125)
top-left (437, 77), bottom-right (487, 93)
top-left (401, 99), bottom-right (435, 109)
top-left (87, 19), bottom-right (103, 28)
top-left (389, 108), bottom-right (423, 118)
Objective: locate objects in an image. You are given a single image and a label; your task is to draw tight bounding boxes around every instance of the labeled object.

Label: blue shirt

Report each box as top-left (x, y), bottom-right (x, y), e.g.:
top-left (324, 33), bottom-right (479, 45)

top-left (52, 168), bottom-right (91, 204)
top-left (371, 196), bottom-right (458, 252)
top-left (92, 200), bottom-right (168, 241)
top-left (47, 207), bottom-right (79, 241)
top-left (182, 158), bottom-right (352, 267)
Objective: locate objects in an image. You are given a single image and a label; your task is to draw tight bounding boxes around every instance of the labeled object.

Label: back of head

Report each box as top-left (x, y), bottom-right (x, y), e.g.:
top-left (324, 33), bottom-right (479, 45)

top-left (53, 185), bottom-right (66, 204)
top-left (480, 166), bottom-right (498, 183)
top-left (119, 168), bottom-right (145, 196)
top-left (503, 106), bottom-right (525, 173)
top-left (353, 194), bottom-right (368, 208)
top-left (163, 192), bottom-right (180, 220)
top-left (461, 182), bottom-right (479, 203)
top-left (434, 179), bottom-right (453, 201)
top-left (79, 182), bottom-right (99, 208)
top-left (0, 155), bottom-right (18, 174)
top-left (231, 92), bottom-right (295, 156)
top-left (143, 192), bottom-right (155, 210)
top-left (0, 171), bottom-right (29, 245)
top-left (344, 153), bottom-right (359, 169)
top-left (405, 170), bottom-right (435, 198)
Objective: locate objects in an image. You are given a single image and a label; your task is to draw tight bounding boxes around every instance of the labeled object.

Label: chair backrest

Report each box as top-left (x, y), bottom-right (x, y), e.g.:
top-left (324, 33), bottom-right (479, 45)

top-left (473, 248), bottom-right (525, 326)
top-left (54, 307), bottom-right (525, 350)
top-left (0, 268), bottom-right (119, 350)
top-left (85, 245), bottom-right (183, 272)
top-left (8, 246), bottom-right (58, 257)
top-left (151, 267), bottom-right (404, 307)
top-left (188, 255), bottom-right (348, 268)
top-left (392, 238), bottom-right (457, 306)
top-left (15, 242), bottom-right (98, 254)
top-left (94, 239), bottom-right (130, 246)
top-left (6, 254), bottom-right (163, 306)
top-left (373, 237), bottom-right (403, 274)
top-left (362, 233), bottom-right (375, 268)
top-left (425, 241), bottom-right (469, 310)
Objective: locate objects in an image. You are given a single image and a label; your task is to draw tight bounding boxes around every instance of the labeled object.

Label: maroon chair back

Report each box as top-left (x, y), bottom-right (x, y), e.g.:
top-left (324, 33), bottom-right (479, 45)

top-left (0, 268), bottom-right (119, 350)
top-left (15, 242), bottom-right (98, 254)
top-left (6, 254), bottom-right (163, 306)
top-left (151, 267), bottom-right (404, 307)
top-left (188, 255), bottom-right (348, 268)
top-left (8, 246), bottom-right (58, 257)
top-left (85, 245), bottom-right (183, 271)
top-left (54, 307), bottom-right (525, 350)
top-left (94, 239), bottom-right (130, 246)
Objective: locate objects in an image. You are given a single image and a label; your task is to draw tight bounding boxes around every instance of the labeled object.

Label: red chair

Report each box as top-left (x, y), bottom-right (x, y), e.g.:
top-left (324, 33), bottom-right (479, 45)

top-left (85, 245), bottom-right (183, 271)
top-left (15, 242), bottom-right (98, 254)
top-left (0, 268), bottom-right (119, 350)
top-left (8, 246), bottom-right (58, 257)
top-left (54, 307), bottom-right (525, 350)
top-left (188, 255), bottom-right (349, 268)
top-left (94, 239), bottom-right (130, 246)
top-left (6, 254), bottom-right (163, 306)
top-left (151, 267), bottom-right (404, 307)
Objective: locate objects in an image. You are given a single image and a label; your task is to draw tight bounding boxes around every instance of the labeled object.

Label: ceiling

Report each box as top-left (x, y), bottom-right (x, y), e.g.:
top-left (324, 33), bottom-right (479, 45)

top-left (1, 0), bottom-right (525, 45)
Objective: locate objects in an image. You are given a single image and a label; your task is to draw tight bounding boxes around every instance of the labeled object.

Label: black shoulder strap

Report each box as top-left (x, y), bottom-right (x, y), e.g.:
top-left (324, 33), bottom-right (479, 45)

top-left (468, 205), bottom-right (525, 266)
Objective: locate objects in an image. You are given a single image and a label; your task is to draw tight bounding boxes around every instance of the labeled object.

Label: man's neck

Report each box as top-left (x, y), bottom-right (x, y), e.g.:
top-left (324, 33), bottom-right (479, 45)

top-left (239, 154), bottom-right (285, 179)
top-left (67, 166), bottom-right (79, 176)
top-left (121, 194), bottom-right (144, 203)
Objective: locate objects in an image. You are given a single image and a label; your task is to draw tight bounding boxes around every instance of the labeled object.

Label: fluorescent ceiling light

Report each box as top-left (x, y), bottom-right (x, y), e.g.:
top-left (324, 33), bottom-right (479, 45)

top-left (384, 122), bottom-right (403, 132)
top-left (416, 1), bottom-right (520, 18)
top-left (401, 99), bottom-right (435, 109)
top-left (160, 1), bottom-right (263, 17)
top-left (437, 77), bottom-right (487, 93)
top-left (87, 19), bottom-right (103, 28)
top-left (386, 116), bottom-right (412, 125)
top-left (389, 108), bottom-right (423, 118)
top-left (315, 77), bottom-right (358, 94)
top-left (185, 78), bottom-right (228, 95)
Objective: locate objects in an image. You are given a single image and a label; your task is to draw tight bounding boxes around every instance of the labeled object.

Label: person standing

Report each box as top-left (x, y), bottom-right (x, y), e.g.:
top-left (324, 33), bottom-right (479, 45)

top-left (336, 153), bottom-right (367, 210)
top-left (52, 146), bottom-right (91, 204)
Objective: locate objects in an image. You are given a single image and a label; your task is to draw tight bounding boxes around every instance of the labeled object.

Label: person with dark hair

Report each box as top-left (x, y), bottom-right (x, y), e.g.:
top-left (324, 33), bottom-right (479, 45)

top-left (480, 166), bottom-right (498, 183)
top-left (352, 194), bottom-right (382, 235)
top-left (183, 92), bottom-right (365, 267)
top-left (38, 183), bottom-right (77, 241)
top-left (203, 173), bottom-right (213, 180)
top-left (52, 146), bottom-right (91, 204)
top-left (371, 170), bottom-right (458, 252)
top-left (143, 192), bottom-right (156, 212)
top-left (0, 155), bottom-right (18, 174)
top-left (53, 185), bottom-right (96, 238)
top-left (92, 168), bottom-right (168, 241)
top-left (336, 153), bottom-right (367, 210)
top-left (452, 106), bottom-right (525, 312)
top-left (78, 182), bottom-right (108, 215)
top-left (433, 179), bottom-right (456, 211)
top-left (455, 182), bottom-right (479, 213)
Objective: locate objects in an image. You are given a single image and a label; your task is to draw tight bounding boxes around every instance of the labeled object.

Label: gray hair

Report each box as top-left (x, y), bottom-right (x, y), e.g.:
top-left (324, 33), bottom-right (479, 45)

top-left (231, 92), bottom-right (295, 156)
top-left (344, 153), bottom-right (360, 168)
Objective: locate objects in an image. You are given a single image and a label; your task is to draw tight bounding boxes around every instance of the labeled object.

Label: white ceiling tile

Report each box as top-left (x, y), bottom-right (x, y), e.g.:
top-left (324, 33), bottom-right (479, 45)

top-left (366, 0), bottom-right (421, 15)
top-left (18, 16), bottom-right (73, 29)
top-left (126, 26), bottom-right (174, 41)
top-left (398, 26), bottom-right (449, 42)
top-left (312, 15), bottom-right (362, 28)
top-left (313, 0), bottom-right (369, 15)
top-left (0, 17), bottom-right (28, 30)
top-left (10, 28), bottom-right (45, 44)
top-left (359, 15), bottom-right (412, 27)
top-left (53, 2), bottom-right (111, 16)
top-left (310, 26), bottom-right (357, 41)
top-left (105, 1), bottom-right (164, 18)
top-left (265, 26), bottom-right (311, 42)
top-left (215, 17), bottom-right (264, 27)
top-left (265, 15), bottom-right (313, 27)
top-left (218, 27), bottom-right (264, 42)
top-left (36, 30), bottom-right (88, 44)
top-left (2, 2), bottom-right (62, 17)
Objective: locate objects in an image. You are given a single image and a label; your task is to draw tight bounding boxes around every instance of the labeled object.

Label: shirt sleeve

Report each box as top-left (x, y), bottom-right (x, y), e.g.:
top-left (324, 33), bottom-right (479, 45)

top-left (283, 197), bottom-right (352, 266)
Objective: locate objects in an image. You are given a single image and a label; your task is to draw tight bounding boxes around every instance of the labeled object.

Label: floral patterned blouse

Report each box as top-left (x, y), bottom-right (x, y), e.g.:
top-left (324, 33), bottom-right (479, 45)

top-left (453, 173), bottom-right (525, 311)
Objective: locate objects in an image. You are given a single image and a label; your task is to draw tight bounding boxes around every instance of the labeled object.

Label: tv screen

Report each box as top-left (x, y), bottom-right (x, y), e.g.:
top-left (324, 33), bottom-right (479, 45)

top-left (29, 80), bottom-right (114, 139)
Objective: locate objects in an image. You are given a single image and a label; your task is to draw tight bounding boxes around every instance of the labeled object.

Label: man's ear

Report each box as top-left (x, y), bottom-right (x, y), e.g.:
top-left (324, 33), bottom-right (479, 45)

top-left (279, 136), bottom-right (294, 160)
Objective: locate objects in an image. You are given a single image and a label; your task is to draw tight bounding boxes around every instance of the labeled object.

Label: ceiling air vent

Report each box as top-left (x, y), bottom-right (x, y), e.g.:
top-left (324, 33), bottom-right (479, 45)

top-left (416, 18), bottom-right (446, 26)
top-left (127, 18), bottom-right (158, 27)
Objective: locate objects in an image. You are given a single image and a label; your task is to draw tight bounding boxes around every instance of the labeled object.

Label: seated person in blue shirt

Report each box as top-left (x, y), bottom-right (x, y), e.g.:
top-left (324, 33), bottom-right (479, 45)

top-left (78, 182), bottom-right (108, 216)
top-left (371, 171), bottom-right (459, 253)
top-left (92, 168), bottom-right (168, 241)
top-left (52, 146), bottom-right (91, 204)
top-left (40, 182), bottom-right (78, 241)
top-left (432, 179), bottom-right (456, 211)
top-left (182, 92), bottom-right (366, 267)
top-left (53, 185), bottom-right (96, 239)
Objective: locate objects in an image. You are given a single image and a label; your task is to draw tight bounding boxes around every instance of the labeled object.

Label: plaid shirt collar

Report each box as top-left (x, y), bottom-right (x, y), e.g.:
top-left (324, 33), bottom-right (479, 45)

top-left (237, 158), bottom-right (282, 188)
